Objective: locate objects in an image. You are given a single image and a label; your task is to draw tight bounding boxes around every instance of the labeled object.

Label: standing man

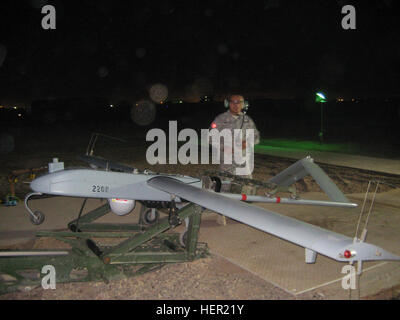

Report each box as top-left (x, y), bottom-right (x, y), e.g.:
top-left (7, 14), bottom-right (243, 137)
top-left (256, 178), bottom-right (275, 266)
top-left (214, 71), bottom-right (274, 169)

top-left (210, 94), bottom-right (260, 224)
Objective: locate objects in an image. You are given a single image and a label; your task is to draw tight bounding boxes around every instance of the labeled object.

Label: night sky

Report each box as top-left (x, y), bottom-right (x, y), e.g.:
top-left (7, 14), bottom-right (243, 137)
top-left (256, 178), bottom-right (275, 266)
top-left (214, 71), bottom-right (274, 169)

top-left (1, 0), bottom-right (399, 106)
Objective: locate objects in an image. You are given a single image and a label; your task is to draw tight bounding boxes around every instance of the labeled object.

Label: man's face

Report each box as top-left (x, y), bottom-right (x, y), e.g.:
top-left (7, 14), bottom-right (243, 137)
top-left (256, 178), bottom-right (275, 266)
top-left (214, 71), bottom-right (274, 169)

top-left (228, 95), bottom-right (245, 116)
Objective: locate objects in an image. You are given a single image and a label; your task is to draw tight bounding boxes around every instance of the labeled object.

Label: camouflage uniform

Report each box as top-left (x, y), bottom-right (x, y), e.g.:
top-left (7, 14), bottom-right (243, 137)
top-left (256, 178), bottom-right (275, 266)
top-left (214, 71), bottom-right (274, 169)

top-left (210, 110), bottom-right (260, 192)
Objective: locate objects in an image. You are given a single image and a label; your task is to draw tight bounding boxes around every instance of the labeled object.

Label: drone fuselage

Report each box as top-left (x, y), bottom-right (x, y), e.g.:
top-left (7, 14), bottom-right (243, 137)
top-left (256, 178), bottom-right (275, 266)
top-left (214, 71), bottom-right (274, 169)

top-left (30, 168), bottom-right (201, 203)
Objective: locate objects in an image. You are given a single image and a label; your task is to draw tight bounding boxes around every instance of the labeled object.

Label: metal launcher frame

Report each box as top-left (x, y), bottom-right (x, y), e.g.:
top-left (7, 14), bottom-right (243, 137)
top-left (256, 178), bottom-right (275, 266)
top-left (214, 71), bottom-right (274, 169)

top-left (0, 201), bottom-right (208, 294)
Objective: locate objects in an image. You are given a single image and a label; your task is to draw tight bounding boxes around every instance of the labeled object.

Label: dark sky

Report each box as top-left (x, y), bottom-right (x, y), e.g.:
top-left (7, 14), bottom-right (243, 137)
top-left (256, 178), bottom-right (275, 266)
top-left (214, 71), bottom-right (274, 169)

top-left (0, 0), bottom-right (399, 105)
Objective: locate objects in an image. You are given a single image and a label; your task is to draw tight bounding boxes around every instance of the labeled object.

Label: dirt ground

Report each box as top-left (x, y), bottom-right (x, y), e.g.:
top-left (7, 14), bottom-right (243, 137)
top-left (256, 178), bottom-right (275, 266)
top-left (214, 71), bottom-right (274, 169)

top-left (1, 126), bottom-right (400, 300)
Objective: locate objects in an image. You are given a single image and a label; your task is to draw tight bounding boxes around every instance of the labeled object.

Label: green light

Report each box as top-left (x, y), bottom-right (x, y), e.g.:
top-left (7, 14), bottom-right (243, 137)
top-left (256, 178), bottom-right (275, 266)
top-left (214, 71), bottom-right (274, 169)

top-left (315, 92), bottom-right (327, 103)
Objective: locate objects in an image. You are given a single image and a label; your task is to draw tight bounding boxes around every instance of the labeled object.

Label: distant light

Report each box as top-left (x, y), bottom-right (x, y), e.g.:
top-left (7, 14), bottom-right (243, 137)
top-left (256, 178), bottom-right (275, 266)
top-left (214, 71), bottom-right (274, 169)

top-left (179, 100), bottom-right (183, 104)
top-left (0, 105), bottom-right (3, 108)
top-left (18, 113), bottom-right (22, 117)
top-left (211, 122), bottom-right (217, 129)
top-left (110, 104), bottom-right (114, 108)
top-left (13, 106), bottom-right (17, 109)
top-left (315, 92), bottom-right (327, 103)
top-left (160, 100), bottom-right (163, 104)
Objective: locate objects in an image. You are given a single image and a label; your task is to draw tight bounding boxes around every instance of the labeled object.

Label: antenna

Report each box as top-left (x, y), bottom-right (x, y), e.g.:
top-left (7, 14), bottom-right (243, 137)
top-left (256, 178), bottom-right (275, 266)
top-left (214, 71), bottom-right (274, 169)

top-left (354, 180), bottom-right (381, 244)
top-left (86, 132), bottom-right (127, 156)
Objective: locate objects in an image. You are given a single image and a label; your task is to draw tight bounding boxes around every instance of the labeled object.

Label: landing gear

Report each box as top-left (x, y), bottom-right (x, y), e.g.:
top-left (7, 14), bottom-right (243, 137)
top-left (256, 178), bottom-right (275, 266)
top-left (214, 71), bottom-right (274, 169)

top-left (168, 198), bottom-right (181, 227)
top-left (29, 211), bottom-right (45, 225)
top-left (141, 207), bottom-right (160, 225)
top-left (24, 192), bottom-right (45, 225)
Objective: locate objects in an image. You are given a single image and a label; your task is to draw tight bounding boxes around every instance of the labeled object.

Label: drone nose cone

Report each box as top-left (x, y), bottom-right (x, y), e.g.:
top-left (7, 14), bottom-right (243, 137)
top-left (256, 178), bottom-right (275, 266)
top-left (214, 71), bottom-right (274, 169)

top-left (30, 176), bottom-right (50, 193)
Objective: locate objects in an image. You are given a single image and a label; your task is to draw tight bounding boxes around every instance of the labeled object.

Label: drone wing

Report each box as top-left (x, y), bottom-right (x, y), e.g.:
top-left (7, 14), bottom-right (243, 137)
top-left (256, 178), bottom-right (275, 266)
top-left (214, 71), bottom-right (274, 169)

top-left (147, 176), bottom-right (400, 264)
